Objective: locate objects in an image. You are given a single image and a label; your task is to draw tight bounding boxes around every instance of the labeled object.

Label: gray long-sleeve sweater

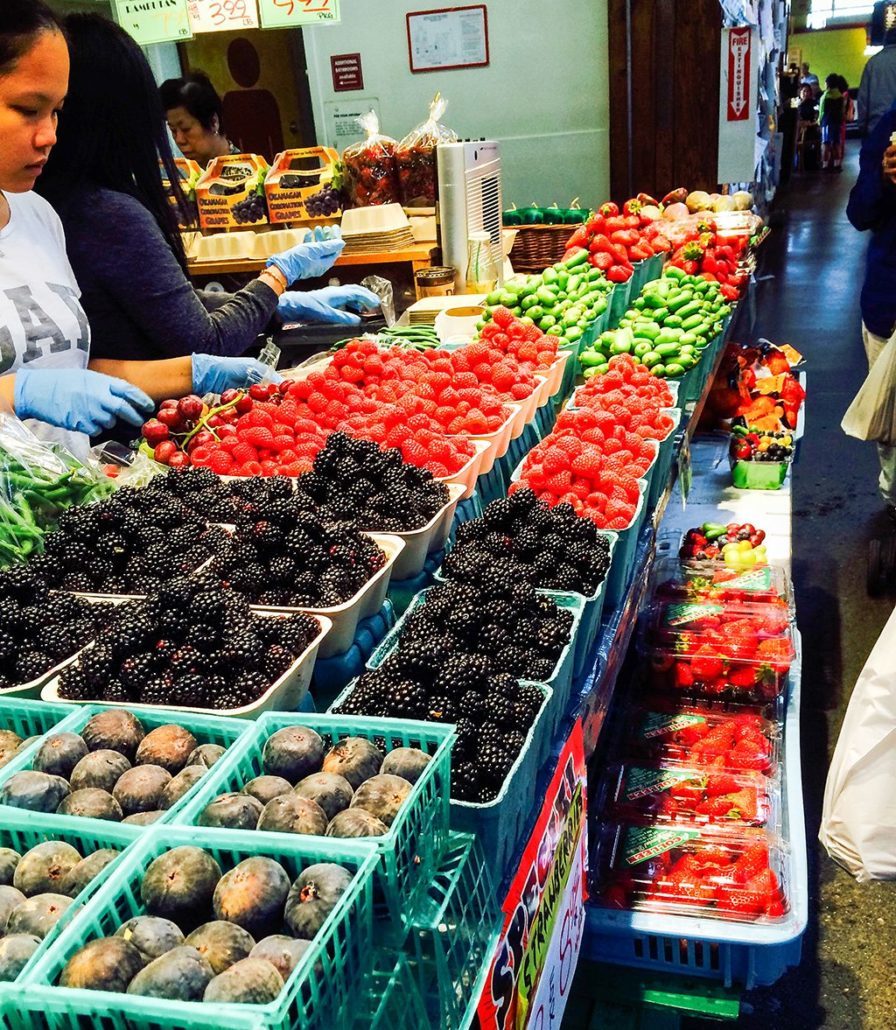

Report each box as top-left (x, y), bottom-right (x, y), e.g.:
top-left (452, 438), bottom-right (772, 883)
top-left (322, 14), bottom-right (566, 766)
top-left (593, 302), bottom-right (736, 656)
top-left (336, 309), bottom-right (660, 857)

top-left (59, 187), bottom-right (278, 360)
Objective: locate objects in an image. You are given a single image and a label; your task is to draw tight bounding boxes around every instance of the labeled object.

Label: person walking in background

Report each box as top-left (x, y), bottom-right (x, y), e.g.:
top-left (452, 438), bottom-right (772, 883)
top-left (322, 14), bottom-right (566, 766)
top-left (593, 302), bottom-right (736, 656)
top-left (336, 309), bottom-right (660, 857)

top-left (819, 74), bottom-right (846, 172)
top-left (835, 75), bottom-right (854, 162)
top-left (846, 101), bottom-right (896, 517)
top-left (857, 26), bottom-right (896, 135)
top-left (801, 62), bottom-right (820, 98)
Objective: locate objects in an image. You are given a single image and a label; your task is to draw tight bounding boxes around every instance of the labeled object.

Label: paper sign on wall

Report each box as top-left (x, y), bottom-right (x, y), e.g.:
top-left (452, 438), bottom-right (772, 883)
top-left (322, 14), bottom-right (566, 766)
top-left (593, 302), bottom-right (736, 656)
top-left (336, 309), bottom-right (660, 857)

top-left (112, 0), bottom-right (193, 45)
top-left (718, 26), bottom-right (758, 184)
top-left (257, 0), bottom-right (340, 29)
top-left (187, 0), bottom-right (259, 33)
top-left (322, 98), bottom-right (380, 149)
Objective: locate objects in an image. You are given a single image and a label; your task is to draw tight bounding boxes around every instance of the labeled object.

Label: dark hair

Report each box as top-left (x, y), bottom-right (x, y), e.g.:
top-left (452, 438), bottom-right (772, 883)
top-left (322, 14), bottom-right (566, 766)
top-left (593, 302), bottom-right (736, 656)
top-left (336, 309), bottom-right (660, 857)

top-left (825, 73), bottom-right (839, 88)
top-left (0, 0), bottom-right (63, 76)
top-left (36, 14), bottom-right (187, 272)
top-left (835, 74), bottom-right (849, 92)
top-left (160, 71), bottom-right (224, 133)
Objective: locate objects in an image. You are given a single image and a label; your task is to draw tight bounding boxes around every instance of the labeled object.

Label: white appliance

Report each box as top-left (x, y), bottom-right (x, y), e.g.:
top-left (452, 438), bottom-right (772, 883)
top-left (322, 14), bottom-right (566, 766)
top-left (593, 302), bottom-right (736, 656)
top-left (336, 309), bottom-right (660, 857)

top-left (436, 140), bottom-right (503, 291)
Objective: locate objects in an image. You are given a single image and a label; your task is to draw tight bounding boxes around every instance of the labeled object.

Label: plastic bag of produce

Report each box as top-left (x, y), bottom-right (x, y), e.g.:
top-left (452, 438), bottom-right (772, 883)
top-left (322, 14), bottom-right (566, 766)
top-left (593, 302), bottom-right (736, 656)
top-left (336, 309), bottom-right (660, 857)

top-left (820, 605), bottom-right (896, 880)
top-left (342, 110), bottom-right (401, 207)
top-left (841, 330), bottom-right (896, 444)
top-left (395, 93), bottom-right (458, 207)
top-left (361, 275), bottom-right (395, 326)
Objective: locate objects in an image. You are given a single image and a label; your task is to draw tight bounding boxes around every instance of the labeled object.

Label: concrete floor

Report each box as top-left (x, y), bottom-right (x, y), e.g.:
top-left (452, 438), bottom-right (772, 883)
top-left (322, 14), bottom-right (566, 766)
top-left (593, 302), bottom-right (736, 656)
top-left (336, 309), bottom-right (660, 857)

top-left (566, 142), bottom-right (896, 1029)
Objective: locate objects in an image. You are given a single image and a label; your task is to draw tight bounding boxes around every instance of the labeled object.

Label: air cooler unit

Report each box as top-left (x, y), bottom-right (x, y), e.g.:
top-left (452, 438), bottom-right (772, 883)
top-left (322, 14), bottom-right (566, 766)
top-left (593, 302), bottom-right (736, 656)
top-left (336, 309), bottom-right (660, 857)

top-left (436, 140), bottom-right (503, 291)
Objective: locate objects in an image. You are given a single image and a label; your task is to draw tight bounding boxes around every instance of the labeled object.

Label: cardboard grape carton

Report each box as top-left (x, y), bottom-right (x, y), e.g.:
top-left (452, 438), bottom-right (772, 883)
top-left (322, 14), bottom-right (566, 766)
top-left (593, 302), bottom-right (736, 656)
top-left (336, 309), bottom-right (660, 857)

top-left (264, 146), bottom-right (341, 224)
top-left (196, 153), bottom-right (269, 231)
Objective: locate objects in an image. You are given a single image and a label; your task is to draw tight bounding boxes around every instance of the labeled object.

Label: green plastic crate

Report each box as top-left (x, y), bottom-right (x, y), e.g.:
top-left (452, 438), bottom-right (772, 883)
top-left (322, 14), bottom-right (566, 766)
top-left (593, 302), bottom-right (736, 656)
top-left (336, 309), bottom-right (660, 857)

top-left (0, 704), bottom-right (250, 833)
top-left (352, 950), bottom-right (430, 1029)
top-left (0, 810), bottom-right (140, 988)
top-left (0, 698), bottom-right (74, 762)
top-left (18, 826), bottom-right (380, 1030)
top-left (174, 711), bottom-right (455, 930)
top-left (405, 833), bottom-right (501, 1030)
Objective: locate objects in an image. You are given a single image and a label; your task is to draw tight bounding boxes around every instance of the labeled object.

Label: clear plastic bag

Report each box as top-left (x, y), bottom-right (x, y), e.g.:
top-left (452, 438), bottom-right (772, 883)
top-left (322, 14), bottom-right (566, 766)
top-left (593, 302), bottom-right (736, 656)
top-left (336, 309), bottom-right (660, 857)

top-left (342, 110), bottom-right (401, 207)
top-left (396, 93), bottom-right (458, 207)
top-left (361, 275), bottom-right (395, 326)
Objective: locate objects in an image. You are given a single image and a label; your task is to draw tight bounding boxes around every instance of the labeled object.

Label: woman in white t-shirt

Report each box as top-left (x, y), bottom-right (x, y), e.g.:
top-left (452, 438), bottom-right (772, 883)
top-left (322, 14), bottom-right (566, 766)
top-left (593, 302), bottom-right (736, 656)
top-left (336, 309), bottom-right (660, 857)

top-left (0, 1), bottom-right (274, 445)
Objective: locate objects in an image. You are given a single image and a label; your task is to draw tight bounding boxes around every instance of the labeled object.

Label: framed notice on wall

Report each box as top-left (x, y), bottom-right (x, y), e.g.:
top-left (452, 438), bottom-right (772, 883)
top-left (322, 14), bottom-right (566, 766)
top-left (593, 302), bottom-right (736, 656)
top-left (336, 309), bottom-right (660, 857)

top-left (407, 5), bottom-right (489, 73)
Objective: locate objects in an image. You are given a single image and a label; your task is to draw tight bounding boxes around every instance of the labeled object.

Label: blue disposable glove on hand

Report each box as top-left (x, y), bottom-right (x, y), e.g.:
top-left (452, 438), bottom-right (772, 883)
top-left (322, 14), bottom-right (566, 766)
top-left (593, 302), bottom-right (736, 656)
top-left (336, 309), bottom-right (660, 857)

top-left (192, 354), bottom-right (283, 396)
top-left (14, 368), bottom-right (154, 436)
top-left (278, 285), bottom-right (381, 326)
top-left (266, 237), bottom-right (344, 284)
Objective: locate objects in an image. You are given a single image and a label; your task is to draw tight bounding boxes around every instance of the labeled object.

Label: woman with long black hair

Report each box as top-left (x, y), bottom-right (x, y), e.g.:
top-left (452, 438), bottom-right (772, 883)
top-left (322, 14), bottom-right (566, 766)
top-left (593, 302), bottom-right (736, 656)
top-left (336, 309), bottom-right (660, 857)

top-left (36, 13), bottom-right (373, 369)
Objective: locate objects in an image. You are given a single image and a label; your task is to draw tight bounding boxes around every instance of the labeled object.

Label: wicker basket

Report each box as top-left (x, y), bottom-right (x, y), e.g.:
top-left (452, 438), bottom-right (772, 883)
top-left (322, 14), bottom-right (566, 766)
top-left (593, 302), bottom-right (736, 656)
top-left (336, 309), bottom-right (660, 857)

top-left (508, 223), bottom-right (573, 273)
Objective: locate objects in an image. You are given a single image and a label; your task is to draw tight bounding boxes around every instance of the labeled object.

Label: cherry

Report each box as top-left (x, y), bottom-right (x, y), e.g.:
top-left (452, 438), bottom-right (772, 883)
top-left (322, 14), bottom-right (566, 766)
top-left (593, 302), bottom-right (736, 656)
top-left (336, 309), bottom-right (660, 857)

top-left (187, 430), bottom-right (216, 453)
top-left (235, 395), bottom-right (254, 414)
top-left (142, 419), bottom-right (169, 446)
top-left (157, 408), bottom-right (183, 430)
top-left (159, 398), bottom-right (178, 410)
top-left (153, 440), bottom-right (178, 465)
top-left (168, 451), bottom-right (191, 468)
top-left (220, 388), bottom-right (240, 405)
top-left (178, 394), bottom-right (204, 421)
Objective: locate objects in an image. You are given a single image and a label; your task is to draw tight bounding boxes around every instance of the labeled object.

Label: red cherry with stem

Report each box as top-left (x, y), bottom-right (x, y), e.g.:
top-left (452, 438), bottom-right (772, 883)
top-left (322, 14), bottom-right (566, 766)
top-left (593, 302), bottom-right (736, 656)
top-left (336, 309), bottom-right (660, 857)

top-left (207, 415), bottom-right (224, 429)
top-left (248, 383), bottom-right (270, 401)
top-left (177, 394), bottom-right (204, 421)
top-left (187, 430), bottom-right (216, 453)
top-left (220, 388), bottom-right (241, 405)
top-left (153, 440), bottom-right (178, 465)
top-left (142, 419), bottom-right (169, 446)
top-left (159, 398), bottom-right (179, 410)
top-left (235, 395), bottom-right (253, 414)
top-left (278, 380), bottom-right (291, 395)
top-left (167, 451), bottom-right (190, 468)
top-left (157, 408), bottom-right (183, 430)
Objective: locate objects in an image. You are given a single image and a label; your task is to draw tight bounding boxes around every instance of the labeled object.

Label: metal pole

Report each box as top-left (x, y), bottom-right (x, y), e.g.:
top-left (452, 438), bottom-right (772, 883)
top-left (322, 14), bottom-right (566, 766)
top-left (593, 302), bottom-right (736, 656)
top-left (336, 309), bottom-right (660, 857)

top-left (626, 0), bottom-right (634, 198)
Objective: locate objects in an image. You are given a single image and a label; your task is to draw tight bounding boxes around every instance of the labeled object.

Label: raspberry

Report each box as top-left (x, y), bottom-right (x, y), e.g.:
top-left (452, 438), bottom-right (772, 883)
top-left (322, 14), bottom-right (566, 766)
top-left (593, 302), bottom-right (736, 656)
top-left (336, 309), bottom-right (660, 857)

top-left (271, 433), bottom-right (295, 452)
top-left (239, 461), bottom-right (263, 476)
top-left (571, 450), bottom-right (603, 479)
top-left (542, 446), bottom-right (569, 475)
top-left (545, 470), bottom-right (572, 494)
top-left (231, 442), bottom-right (259, 465)
top-left (207, 450), bottom-right (233, 474)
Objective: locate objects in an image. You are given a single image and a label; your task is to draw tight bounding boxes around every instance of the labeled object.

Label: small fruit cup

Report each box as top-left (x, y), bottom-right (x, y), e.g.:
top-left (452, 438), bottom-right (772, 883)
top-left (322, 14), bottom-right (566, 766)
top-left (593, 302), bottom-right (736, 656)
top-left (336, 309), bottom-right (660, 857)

top-left (651, 557), bottom-right (792, 609)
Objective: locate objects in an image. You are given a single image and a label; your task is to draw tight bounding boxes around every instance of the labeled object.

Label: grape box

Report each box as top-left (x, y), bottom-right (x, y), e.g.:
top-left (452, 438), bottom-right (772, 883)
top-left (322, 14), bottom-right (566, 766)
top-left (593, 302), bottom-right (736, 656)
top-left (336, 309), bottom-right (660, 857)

top-left (264, 147), bottom-right (341, 225)
top-left (195, 153), bottom-right (269, 231)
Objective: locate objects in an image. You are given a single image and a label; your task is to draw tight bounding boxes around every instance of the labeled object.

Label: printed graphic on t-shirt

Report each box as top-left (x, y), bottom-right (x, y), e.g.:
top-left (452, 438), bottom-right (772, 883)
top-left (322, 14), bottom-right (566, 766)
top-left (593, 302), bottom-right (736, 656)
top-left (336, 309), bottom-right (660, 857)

top-left (0, 283), bottom-right (90, 374)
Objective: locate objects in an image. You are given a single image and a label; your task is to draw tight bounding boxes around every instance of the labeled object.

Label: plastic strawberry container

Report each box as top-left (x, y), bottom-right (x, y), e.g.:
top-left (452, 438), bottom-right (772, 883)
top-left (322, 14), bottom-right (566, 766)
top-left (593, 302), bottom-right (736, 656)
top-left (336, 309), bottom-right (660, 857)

top-left (623, 701), bottom-right (781, 775)
top-left (600, 764), bottom-right (779, 830)
top-left (592, 822), bottom-right (789, 924)
top-left (651, 557), bottom-right (793, 609)
top-left (640, 600), bottom-right (796, 702)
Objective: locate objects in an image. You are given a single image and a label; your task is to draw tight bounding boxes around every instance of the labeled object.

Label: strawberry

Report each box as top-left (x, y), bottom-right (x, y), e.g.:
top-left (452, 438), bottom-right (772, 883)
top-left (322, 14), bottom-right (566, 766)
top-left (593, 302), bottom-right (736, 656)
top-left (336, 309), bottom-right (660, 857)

top-left (725, 788), bottom-right (760, 822)
top-left (695, 796), bottom-right (734, 817)
top-left (732, 840), bottom-right (769, 883)
top-left (705, 773), bottom-right (741, 797)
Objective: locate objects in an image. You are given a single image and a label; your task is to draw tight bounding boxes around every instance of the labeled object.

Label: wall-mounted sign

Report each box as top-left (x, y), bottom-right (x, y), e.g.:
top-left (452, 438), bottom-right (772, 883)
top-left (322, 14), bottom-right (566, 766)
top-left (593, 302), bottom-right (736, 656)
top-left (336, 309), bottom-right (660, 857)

top-left (257, 0), bottom-right (340, 30)
top-left (322, 98), bottom-right (380, 149)
top-left (112, 0), bottom-right (193, 45)
top-left (407, 5), bottom-right (489, 73)
top-left (187, 0), bottom-right (259, 33)
top-left (718, 25), bottom-right (759, 183)
top-left (726, 25), bottom-right (752, 121)
top-left (331, 53), bottom-right (364, 92)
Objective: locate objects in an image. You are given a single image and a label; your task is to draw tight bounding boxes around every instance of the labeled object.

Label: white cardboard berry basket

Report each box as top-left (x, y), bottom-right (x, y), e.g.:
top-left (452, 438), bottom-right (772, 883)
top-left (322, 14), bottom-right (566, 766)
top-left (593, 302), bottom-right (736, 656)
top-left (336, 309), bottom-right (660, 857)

top-left (363, 483), bottom-right (464, 581)
top-left (462, 404), bottom-right (518, 476)
top-left (41, 610), bottom-right (332, 719)
top-left (247, 532), bottom-right (405, 659)
top-left (437, 439), bottom-right (490, 500)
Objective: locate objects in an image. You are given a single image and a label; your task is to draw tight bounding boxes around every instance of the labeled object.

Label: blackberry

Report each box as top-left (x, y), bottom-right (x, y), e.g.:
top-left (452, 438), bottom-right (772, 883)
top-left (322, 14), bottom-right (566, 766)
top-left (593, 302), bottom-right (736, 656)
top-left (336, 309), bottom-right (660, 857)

top-left (159, 609), bottom-right (190, 638)
top-left (478, 623), bottom-right (510, 655)
top-left (433, 654), bottom-right (490, 697)
top-left (169, 673), bottom-right (208, 707)
top-left (518, 683), bottom-right (545, 716)
top-left (232, 670), bottom-right (269, 702)
top-left (496, 646), bottom-right (529, 677)
top-left (447, 603), bottom-right (483, 640)
top-left (384, 679), bottom-right (428, 719)
top-left (458, 691), bottom-right (484, 718)
top-left (451, 761), bottom-right (479, 801)
top-left (58, 666), bottom-right (91, 701)
top-left (272, 615), bottom-right (318, 653)
top-left (120, 653), bottom-right (158, 691)
top-left (15, 651), bottom-right (51, 684)
top-left (478, 740), bottom-right (516, 786)
top-left (35, 625), bottom-right (75, 660)
top-left (483, 693), bottom-right (515, 727)
top-left (62, 572), bottom-right (95, 593)
top-left (108, 623), bottom-right (151, 660)
top-left (268, 556), bottom-right (298, 583)
top-left (426, 695), bottom-right (457, 722)
top-left (263, 645), bottom-right (293, 679)
top-left (395, 637), bottom-right (446, 672)
top-left (169, 645), bottom-right (201, 673)
top-left (102, 680), bottom-right (133, 704)
top-left (186, 623), bottom-right (218, 653)
top-left (0, 633), bottom-right (17, 664)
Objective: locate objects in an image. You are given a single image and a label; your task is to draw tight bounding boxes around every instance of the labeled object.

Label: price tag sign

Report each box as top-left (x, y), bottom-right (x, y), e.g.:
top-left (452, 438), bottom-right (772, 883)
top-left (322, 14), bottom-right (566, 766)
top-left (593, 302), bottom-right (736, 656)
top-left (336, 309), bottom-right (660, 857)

top-left (112, 0), bottom-right (193, 45)
top-left (257, 0), bottom-right (340, 29)
top-left (188, 0), bottom-right (259, 32)
top-left (678, 434), bottom-right (692, 507)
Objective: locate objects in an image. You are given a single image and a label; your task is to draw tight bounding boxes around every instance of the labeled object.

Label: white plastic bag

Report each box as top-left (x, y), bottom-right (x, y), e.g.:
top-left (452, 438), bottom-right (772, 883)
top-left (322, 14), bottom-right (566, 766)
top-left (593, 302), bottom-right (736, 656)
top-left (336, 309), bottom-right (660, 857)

top-left (820, 605), bottom-right (896, 880)
top-left (841, 330), bottom-right (896, 444)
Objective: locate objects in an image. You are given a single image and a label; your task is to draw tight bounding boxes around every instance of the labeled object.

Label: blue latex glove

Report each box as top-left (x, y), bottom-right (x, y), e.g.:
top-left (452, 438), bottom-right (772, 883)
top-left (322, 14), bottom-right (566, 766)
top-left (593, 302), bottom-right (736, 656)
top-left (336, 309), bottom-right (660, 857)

top-left (266, 236), bottom-right (344, 284)
top-left (278, 285), bottom-right (381, 326)
top-left (303, 225), bottom-right (342, 242)
top-left (14, 368), bottom-right (153, 435)
top-left (192, 354), bottom-right (283, 396)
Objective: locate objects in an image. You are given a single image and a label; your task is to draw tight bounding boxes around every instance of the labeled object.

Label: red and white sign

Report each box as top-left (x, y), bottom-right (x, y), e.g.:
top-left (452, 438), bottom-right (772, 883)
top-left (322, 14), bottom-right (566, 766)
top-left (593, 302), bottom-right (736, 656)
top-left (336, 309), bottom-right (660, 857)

top-left (727, 26), bottom-right (751, 121)
top-left (330, 53), bottom-right (363, 92)
top-left (187, 0), bottom-right (258, 32)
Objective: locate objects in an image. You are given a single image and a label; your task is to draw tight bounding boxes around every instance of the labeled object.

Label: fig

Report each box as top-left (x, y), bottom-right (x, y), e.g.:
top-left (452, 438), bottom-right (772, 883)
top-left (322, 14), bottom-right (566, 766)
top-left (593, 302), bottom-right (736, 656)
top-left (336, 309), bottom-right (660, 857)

top-left (185, 744), bottom-right (226, 769)
top-left (198, 793), bottom-right (262, 831)
top-left (294, 772), bottom-right (353, 821)
top-left (349, 774), bottom-right (411, 827)
top-left (184, 920), bottom-right (255, 974)
top-left (141, 847), bottom-right (221, 927)
top-left (127, 945), bottom-right (214, 1000)
top-left (32, 733), bottom-right (88, 779)
top-left (321, 737), bottom-right (382, 790)
top-left (0, 933), bottom-right (40, 982)
top-left (257, 795), bottom-right (327, 837)
top-left (284, 863), bottom-right (353, 939)
top-left (60, 849), bottom-right (119, 898)
top-left (135, 725), bottom-right (198, 775)
top-left (60, 936), bottom-right (144, 992)
top-left (122, 811), bottom-right (164, 826)
top-left (159, 766), bottom-right (206, 810)
top-left (381, 747), bottom-right (431, 784)
top-left (0, 847), bottom-right (20, 886)
top-left (241, 775), bottom-right (292, 806)
top-left (262, 726), bottom-right (324, 783)
top-left (81, 710), bottom-right (145, 760)
top-left (212, 857), bottom-right (290, 938)
top-left (0, 885), bottom-right (26, 933)
top-left (57, 789), bottom-right (123, 821)
top-left (7, 893), bottom-right (72, 938)
top-left (113, 766), bottom-right (172, 815)
top-left (70, 750), bottom-right (132, 793)
top-left (116, 916), bottom-right (184, 963)
top-left (203, 957), bottom-right (283, 1004)
top-left (0, 771), bottom-right (70, 813)
top-left (249, 935), bottom-right (311, 981)
top-left (14, 842), bottom-right (81, 896)
top-left (326, 809), bottom-right (388, 838)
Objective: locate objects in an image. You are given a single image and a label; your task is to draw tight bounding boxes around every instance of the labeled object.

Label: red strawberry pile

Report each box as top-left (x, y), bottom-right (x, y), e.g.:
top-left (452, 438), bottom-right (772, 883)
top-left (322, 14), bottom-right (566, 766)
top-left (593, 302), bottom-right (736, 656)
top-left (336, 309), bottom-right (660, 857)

top-left (629, 706), bottom-right (776, 774)
top-left (573, 354), bottom-right (675, 415)
top-left (602, 831), bottom-right (786, 920)
top-left (474, 306), bottom-right (561, 371)
top-left (562, 201), bottom-right (672, 283)
top-left (646, 601), bottom-right (794, 701)
top-left (611, 765), bottom-right (771, 827)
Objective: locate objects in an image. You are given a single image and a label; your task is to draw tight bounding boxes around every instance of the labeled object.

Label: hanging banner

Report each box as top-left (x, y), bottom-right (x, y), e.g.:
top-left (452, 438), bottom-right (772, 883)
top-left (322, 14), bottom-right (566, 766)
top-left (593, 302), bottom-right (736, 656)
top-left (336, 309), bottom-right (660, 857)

top-left (257, 0), bottom-right (340, 29)
top-left (477, 720), bottom-right (588, 1030)
top-left (112, 0), bottom-right (193, 45)
top-left (187, 0), bottom-right (259, 33)
top-left (718, 26), bottom-right (759, 183)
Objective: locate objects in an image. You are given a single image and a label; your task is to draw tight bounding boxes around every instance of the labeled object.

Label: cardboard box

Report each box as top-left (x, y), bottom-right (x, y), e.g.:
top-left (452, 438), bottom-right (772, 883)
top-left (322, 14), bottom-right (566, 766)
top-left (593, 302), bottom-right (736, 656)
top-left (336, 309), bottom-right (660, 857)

top-left (264, 146), bottom-right (340, 224)
top-left (161, 158), bottom-right (201, 229)
top-left (196, 153), bottom-right (269, 231)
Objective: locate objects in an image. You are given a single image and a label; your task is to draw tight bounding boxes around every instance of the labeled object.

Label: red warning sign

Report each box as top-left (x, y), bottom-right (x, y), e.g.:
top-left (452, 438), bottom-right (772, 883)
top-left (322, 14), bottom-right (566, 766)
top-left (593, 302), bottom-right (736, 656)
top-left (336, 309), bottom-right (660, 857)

top-left (727, 26), bottom-right (751, 122)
